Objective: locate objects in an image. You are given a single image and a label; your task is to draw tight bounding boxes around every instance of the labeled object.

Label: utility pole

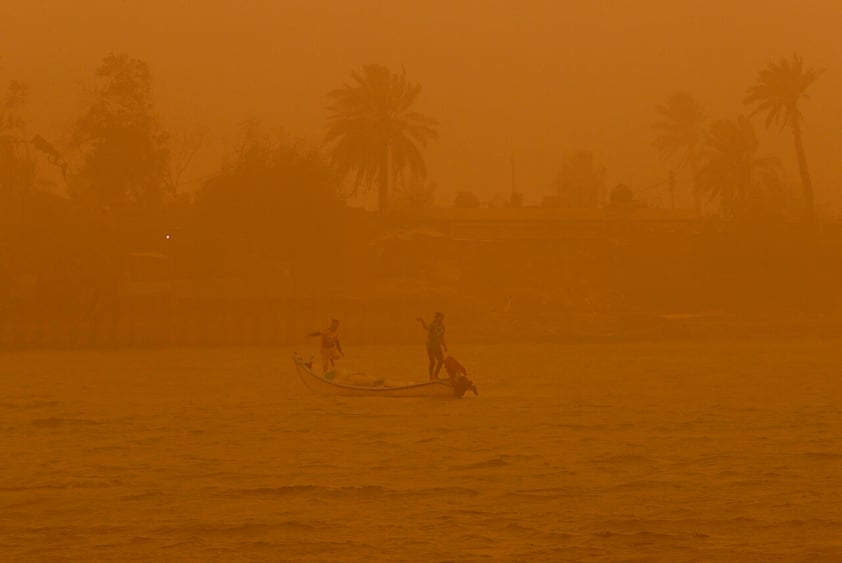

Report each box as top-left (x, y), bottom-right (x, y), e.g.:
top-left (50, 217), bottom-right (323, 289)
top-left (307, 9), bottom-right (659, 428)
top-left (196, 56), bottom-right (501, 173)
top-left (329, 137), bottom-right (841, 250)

top-left (668, 170), bottom-right (675, 210)
top-left (510, 151), bottom-right (521, 207)
top-left (511, 151), bottom-right (516, 197)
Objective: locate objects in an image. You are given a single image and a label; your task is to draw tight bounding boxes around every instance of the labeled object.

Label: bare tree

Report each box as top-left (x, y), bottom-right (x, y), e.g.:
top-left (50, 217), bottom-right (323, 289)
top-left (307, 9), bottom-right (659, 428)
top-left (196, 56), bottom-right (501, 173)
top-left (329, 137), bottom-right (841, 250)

top-left (164, 125), bottom-right (206, 195)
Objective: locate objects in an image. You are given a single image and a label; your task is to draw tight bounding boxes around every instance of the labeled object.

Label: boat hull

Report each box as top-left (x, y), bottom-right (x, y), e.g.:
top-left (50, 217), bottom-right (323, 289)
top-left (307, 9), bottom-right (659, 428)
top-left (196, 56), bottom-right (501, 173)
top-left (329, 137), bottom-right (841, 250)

top-left (293, 355), bottom-right (462, 398)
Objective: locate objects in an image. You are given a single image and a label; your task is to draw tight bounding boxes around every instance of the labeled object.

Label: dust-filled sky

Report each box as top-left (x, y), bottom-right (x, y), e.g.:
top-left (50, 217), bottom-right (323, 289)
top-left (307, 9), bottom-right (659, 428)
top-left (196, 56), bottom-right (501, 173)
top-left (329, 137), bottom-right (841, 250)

top-left (2, 0), bottom-right (840, 209)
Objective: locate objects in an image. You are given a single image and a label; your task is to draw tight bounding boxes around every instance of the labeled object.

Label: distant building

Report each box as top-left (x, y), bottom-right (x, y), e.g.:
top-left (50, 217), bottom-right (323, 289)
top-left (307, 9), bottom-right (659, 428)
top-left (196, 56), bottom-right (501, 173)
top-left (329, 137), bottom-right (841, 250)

top-left (390, 206), bottom-right (700, 241)
top-left (454, 191), bottom-right (480, 208)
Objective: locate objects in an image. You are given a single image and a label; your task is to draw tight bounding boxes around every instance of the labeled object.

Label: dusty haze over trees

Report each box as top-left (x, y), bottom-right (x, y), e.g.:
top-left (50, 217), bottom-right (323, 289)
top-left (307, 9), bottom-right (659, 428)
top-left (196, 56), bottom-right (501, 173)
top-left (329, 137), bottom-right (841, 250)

top-left (2, 1), bottom-right (840, 212)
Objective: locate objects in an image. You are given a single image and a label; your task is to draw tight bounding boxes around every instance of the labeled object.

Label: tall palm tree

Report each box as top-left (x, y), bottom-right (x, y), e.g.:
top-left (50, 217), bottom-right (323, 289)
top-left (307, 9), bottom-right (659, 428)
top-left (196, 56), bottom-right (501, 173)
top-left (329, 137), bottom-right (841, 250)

top-left (744, 54), bottom-right (823, 220)
top-left (698, 116), bottom-right (785, 218)
top-left (325, 65), bottom-right (438, 211)
top-left (652, 92), bottom-right (707, 214)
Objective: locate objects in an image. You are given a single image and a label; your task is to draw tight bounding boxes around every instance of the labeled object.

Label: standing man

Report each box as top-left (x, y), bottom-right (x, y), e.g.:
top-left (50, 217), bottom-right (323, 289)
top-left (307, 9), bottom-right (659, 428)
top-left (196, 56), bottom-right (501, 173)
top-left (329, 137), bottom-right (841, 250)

top-left (308, 319), bottom-right (343, 373)
top-left (417, 312), bottom-right (447, 380)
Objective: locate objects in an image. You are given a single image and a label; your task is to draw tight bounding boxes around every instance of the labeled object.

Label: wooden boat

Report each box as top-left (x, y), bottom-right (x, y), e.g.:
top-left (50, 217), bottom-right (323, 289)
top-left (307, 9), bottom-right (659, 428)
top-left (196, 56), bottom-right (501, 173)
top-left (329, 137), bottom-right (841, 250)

top-left (293, 354), bottom-right (471, 398)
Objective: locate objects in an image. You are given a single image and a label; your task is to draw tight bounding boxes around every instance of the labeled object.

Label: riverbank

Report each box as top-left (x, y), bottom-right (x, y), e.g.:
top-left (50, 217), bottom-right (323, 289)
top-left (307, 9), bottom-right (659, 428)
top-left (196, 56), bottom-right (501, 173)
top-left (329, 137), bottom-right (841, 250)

top-left (2, 295), bottom-right (840, 349)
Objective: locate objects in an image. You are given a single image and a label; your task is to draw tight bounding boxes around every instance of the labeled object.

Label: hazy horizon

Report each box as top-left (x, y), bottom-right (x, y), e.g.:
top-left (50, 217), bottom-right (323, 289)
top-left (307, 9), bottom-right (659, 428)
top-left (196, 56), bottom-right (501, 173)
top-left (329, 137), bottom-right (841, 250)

top-left (3, 0), bottom-right (841, 210)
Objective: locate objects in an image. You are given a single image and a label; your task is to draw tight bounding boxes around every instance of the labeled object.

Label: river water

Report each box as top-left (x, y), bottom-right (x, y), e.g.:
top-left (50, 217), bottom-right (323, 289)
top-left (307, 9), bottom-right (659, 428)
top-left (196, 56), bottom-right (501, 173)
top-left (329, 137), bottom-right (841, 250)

top-left (2, 339), bottom-right (841, 561)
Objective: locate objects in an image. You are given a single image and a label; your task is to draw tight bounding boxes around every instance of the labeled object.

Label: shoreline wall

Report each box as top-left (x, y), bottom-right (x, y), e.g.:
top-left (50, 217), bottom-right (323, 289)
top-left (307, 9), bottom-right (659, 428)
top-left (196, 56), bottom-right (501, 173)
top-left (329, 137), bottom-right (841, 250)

top-left (3, 219), bottom-right (841, 349)
top-left (2, 297), bottom-right (841, 349)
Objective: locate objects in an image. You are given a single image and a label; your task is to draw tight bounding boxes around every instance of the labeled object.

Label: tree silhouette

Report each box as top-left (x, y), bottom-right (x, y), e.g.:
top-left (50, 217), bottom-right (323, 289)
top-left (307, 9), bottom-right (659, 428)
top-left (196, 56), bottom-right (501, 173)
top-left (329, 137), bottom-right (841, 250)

top-left (698, 116), bottom-right (785, 218)
top-left (652, 92), bottom-right (706, 213)
top-left (325, 65), bottom-right (438, 211)
top-left (164, 125), bottom-right (205, 195)
top-left (0, 81), bottom-right (34, 192)
top-left (0, 80), bottom-right (27, 134)
top-left (744, 54), bottom-right (823, 220)
top-left (194, 121), bottom-right (344, 281)
top-left (0, 82), bottom-right (68, 184)
top-left (71, 53), bottom-right (170, 214)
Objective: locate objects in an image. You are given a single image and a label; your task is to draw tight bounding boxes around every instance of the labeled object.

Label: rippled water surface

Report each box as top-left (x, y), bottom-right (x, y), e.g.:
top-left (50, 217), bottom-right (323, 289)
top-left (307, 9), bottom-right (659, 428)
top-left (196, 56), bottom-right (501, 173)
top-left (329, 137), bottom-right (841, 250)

top-left (2, 339), bottom-right (842, 561)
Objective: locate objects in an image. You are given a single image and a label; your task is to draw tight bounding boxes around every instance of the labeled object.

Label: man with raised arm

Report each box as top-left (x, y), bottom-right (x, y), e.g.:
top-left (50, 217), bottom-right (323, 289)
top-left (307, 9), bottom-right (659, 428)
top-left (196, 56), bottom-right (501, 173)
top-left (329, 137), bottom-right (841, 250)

top-left (417, 312), bottom-right (447, 381)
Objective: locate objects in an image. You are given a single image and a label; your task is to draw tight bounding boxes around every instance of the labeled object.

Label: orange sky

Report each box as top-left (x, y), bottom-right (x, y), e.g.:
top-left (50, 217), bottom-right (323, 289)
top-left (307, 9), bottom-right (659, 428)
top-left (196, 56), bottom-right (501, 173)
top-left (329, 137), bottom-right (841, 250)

top-left (2, 0), bottom-right (840, 210)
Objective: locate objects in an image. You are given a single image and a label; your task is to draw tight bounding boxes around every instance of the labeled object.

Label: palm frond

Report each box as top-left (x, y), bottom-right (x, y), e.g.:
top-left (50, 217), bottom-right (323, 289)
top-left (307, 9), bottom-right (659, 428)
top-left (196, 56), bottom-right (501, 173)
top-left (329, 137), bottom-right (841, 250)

top-left (744, 53), bottom-right (823, 131)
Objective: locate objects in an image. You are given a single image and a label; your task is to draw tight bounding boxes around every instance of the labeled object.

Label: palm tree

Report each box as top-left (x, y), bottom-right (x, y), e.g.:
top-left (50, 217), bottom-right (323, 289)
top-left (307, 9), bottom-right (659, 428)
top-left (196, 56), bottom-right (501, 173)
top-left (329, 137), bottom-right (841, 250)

top-left (744, 54), bottom-right (823, 220)
top-left (698, 116), bottom-right (785, 218)
top-left (652, 92), bottom-right (707, 214)
top-left (325, 65), bottom-right (438, 211)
